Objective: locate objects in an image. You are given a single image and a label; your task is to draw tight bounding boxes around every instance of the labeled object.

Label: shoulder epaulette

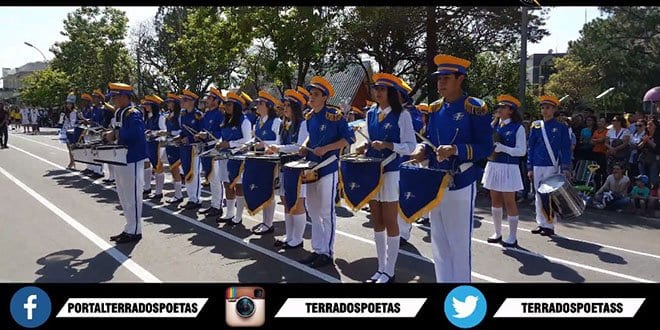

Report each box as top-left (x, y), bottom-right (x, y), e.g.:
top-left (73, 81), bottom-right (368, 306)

top-left (464, 97), bottom-right (489, 116)
top-left (123, 106), bottom-right (140, 119)
top-left (194, 112), bottom-right (203, 121)
top-left (429, 98), bottom-right (444, 113)
top-left (532, 120), bottom-right (543, 128)
top-left (325, 106), bottom-right (343, 121)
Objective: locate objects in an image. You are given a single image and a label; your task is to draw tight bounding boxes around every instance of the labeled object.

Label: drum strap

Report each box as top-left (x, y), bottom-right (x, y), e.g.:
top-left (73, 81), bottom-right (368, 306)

top-left (540, 120), bottom-right (560, 173)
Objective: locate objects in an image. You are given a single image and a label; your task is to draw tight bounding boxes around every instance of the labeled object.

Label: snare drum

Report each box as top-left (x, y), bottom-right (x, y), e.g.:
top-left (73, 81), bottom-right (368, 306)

top-left (339, 155), bottom-right (385, 210)
top-left (398, 160), bottom-right (451, 223)
top-left (92, 144), bottom-right (128, 166)
top-left (283, 160), bottom-right (319, 184)
top-left (71, 144), bottom-right (102, 165)
top-left (538, 174), bottom-right (585, 220)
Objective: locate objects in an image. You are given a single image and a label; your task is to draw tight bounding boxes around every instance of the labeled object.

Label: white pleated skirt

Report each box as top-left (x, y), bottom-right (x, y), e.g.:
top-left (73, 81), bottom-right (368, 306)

top-left (481, 161), bottom-right (523, 192)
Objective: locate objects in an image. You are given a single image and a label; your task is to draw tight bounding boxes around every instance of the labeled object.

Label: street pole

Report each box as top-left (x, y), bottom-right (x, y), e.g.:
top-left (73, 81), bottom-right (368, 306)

top-left (518, 7), bottom-right (528, 114)
top-left (24, 42), bottom-right (47, 62)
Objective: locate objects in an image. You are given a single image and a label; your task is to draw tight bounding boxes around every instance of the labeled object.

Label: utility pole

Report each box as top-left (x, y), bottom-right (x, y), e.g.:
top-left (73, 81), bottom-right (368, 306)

top-left (518, 7), bottom-right (528, 113)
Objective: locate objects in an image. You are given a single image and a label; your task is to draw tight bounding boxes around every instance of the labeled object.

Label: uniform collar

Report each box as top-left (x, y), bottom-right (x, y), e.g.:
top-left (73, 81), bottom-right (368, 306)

top-left (443, 93), bottom-right (467, 107)
top-left (377, 106), bottom-right (392, 116)
top-left (501, 118), bottom-right (512, 125)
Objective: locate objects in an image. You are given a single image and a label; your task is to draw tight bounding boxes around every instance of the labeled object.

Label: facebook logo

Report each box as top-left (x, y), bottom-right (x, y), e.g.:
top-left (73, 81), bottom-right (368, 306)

top-left (10, 286), bottom-right (52, 328)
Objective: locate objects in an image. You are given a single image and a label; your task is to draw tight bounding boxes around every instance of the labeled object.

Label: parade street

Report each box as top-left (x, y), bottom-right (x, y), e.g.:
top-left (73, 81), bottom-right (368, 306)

top-left (1, 128), bottom-right (658, 284)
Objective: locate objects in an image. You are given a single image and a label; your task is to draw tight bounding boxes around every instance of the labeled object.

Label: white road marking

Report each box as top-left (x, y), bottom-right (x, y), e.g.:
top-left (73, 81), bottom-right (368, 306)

top-left (0, 164), bottom-right (160, 283)
top-left (11, 135), bottom-right (660, 282)
top-left (7, 143), bottom-right (339, 283)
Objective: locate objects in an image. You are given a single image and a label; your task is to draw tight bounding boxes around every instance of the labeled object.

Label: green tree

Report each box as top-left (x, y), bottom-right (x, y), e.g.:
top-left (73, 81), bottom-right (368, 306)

top-left (544, 54), bottom-right (602, 111)
top-left (19, 68), bottom-right (71, 108)
top-left (468, 48), bottom-right (521, 107)
top-left (569, 6), bottom-right (660, 113)
top-left (50, 6), bottom-right (134, 93)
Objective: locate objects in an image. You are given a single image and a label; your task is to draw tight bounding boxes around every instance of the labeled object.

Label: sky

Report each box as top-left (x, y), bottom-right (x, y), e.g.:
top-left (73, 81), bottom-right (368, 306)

top-left (0, 6), bottom-right (605, 84)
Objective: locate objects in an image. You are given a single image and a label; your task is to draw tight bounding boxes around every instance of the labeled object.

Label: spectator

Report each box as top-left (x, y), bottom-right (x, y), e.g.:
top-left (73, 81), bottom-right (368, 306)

top-left (637, 118), bottom-right (660, 186)
top-left (576, 115), bottom-right (597, 160)
top-left (629, 175), bottom-right (651, 215)
top-left (605, 115), bottom-right (631, 174)
top-left (0, 102), bottom-right (8, 148)
top-left (593, 164), bottom-right (630, 211)
top-left (591, 117), bottom-right (609, 187)
top-left (647, 183), bottom-right (659, 217)
top-left (628, 119), bottom-right (647, 178)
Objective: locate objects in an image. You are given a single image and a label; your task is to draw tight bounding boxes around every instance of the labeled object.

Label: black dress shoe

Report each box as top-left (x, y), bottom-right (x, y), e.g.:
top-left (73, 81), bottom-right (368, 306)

top-left (102, 179), bottom-right (115, 184)
top-left (299, 252), bottom-right (319, 264)
top-left (115, 233), bottom-right (142, 244)
top-left (225, 218), bottom-right (243, 227)
top-left (166, 197), bottom-right (184, 204)
top-left (365, 271), bottom-right (383, 283)
top-left (110, 232), bottom-right (128, 241)
top-left (502, 240), bottom-right (519, 248)
top-left (310, 254), bottom-right (332, 268)
top-left (417, 217), bottom-right (430, 225)
top-left (282, 241), bottom-right (303, 249)
top-left (540, 228), bottom-right (555, 236)
top-left (142, 189), bottom-right (152, 196)
top-left (149, 193), bottom-right (163, 200)
top-left (531, 226), bottom-right (544, 234)
top-left (487, 236), bottom-right (502, 244)
top-left (182, 202), bottom-right (202, 210)
top-left (199, 207), bottom-right (221, 217)
top-left (377, 273), bottom-right (396, 284)
top-left (251, 223), bottom-right (274, 235)
top-left (274, 239), bottom-right (287, 247)
top-left (216, 215), bottom-right (233, 223)
top-left (400, 237), bottom-right (410, 246)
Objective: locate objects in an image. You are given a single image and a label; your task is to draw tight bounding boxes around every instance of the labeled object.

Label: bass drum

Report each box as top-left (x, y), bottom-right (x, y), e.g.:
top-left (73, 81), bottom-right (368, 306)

top-left (537, 174), bottom-right (586, 220)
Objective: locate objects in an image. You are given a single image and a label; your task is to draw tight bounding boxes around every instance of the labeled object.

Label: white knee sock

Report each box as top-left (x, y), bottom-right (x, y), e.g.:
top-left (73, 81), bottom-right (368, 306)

top-left (506, 215), bottom-right (519, 244)
top-left (383, 235), bottom-right (400, 278)
top-left (225, 198), bottom-right (236, 218)
top-left (373, 230), bottom-right (387, 280)
top-left (491, 207), bottom-right (503, 239)
top-left (263, 201), bottom-right (275, 227)
top-left (144, 168), bottom-right (152, 191)
top-left (290, 214), bottom-right (306, 246)
top-left (235, 196), bottom-right (245, 222)
top-left (173, 181), bottom-right (183, 198)
top-left (284, 214), bottom-right (293, 242)
top-left (155, 173), bottom-right (164, 194)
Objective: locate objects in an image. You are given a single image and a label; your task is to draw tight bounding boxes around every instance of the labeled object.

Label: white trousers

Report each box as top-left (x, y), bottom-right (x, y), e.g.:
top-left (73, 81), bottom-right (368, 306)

top-left (114, 160), bottom-right (145, 235)
top-left (305, 171), bottom-right (338, 257)
top-left (533, 165), bottom-right (560, 230)
top-left (106, 163), bottom-right (116, 180)
top-left (430, 182), bottom-right (476, 283)
top-left (209, 159), bottom-right (223, 209)
top-left (398, 216), bottom-right (412, 241)
top-left (186, 154), bottom-right (202, 203)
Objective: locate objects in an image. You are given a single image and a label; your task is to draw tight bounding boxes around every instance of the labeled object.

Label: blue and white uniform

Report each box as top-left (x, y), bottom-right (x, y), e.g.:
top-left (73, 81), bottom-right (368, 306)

top-left (115, 105), bottom-right (148, 236)
top-left (304, 105), bottom-right (355, 259)
top-left (423, 95), bottom-right (493, 282)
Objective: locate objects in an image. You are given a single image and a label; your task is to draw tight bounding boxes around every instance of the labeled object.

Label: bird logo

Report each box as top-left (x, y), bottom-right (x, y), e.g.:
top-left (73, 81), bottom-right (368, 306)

top-left (453, 112), bottom-right (465, 121)
top-left (452, 295), bottom-right (478, 318)
top-left (444, 285), bottom-right (487, 328)
top-left (404, 192), bottom-right (415, 200)
top-left (249, 184), bottom-right (258, 191)
top-left (348, 182), bottom-right (360, 190)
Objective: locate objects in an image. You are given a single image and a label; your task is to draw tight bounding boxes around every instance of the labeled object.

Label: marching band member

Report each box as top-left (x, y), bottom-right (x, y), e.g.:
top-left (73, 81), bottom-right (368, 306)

top-left (216, 92), bottom-right (253, 226)
top-left (395, 78), bottom-right (422, 245)
top-left (267, 89), bottom-right (309, 248)
top-left (408, 54), bottom-right (493, 282)
top-left (142, 95), bottom-right (167, 200)
top-left (59, 93), bottom-right (80, 170)
top-left (415, 103), bottom-right (432, 227)
top-left (164, 93), bottom-right (185, 204)
top-left (355, 73), bottom-right (416, 283)
top-left (248, 90), bottom-right (283, 235)
top-left (195, 87), bottom-right (225, 217)
top-left (79, 93), bottom-right (100, 177)
top-left (527, 95), bottom-right (572, 237)
top-left (177, 89), bottom-right (204, 210)
top-left (298, 76), bottom-right (356, 268)
top-left (103, 83), bottom-right (148, 244)
top-left (483, 95), bottom-right (526, 248)
top-left (297, 86), bottom-right (312, 116)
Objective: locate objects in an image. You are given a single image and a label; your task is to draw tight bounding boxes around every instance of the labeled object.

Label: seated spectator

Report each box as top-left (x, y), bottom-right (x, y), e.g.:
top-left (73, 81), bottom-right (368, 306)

top-left (593, 164), bottom-right (630, 211)
top-left (647, 183), bottom-right (659, 217)
top-left (629, 175), bottom-right (651, 215)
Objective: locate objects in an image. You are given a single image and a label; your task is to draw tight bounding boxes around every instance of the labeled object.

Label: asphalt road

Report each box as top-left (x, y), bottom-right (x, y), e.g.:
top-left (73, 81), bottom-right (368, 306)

top-left (1, 128), bottom-right (659, 283)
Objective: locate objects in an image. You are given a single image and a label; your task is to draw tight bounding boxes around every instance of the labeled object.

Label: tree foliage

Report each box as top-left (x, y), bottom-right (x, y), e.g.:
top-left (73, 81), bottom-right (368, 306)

top-left (50, 6), bottom-right (134, 93)
top-left (544, 54), bottom-right (602, 111)
top-left (19, 68), bottom-right (71, 108)
top-left (568, 6), bottom-right (660, 113)
top-left (468, 48), bottom-right (521, 107)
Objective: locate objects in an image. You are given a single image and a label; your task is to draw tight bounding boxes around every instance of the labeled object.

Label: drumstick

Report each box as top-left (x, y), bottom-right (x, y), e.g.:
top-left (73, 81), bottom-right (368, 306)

top-left (355, 127), bottom-right (371, 143)
top-left (182, 124), bottom-right (199, 136)
top-left (203, 129), bottom-right (220, 142)
top-left (415, 131), bottom-right (437, 149)
top-left (294, 143), bottom-right (315, 153)
top-left (255, 136), bottom-right (269, 148)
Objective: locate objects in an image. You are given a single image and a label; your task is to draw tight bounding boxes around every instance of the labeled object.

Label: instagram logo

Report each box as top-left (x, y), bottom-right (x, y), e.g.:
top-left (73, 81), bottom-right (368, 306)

top-left (225, 286), bottom-right (265, 327)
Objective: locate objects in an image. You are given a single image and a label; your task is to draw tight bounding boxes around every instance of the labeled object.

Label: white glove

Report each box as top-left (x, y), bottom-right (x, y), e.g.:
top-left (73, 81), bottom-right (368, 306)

top-left (494, 142), bottom-right (506, 153)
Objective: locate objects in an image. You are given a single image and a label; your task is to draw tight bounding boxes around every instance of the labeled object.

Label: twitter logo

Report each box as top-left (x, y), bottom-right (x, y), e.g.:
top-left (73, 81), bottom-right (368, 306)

top-left (444, 285), bottom-right (487, 328)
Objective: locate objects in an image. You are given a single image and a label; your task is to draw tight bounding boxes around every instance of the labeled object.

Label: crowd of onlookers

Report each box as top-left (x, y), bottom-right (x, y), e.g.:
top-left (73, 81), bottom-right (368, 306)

top-left (3, 106), bottom-right (60, 134)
